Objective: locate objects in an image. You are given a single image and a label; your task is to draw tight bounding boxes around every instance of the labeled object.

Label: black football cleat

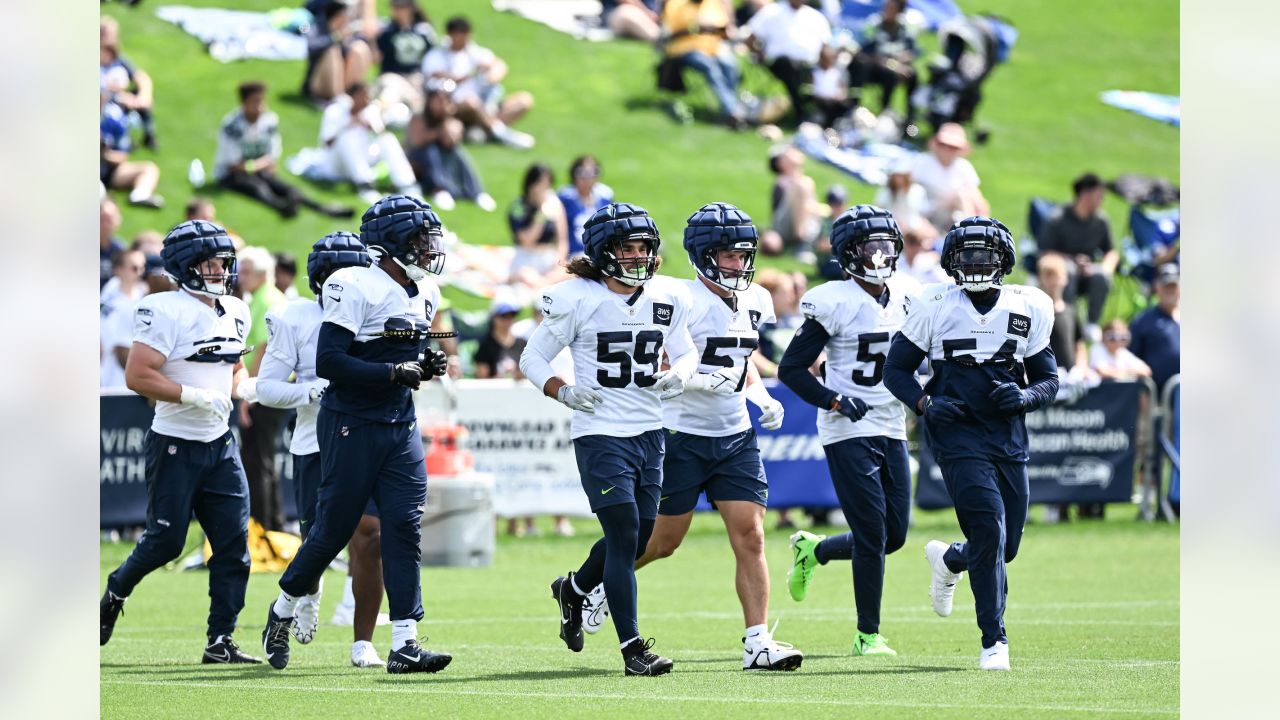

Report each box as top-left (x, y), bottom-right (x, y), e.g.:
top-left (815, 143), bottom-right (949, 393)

top-left (203, 635), bottom-right (262, 664)
top-left (261, 603), bottom-right (293, 670)
top-left (100, 589), bottom-right (126, 646)
top-left (623, 637), bottom-right (674, 677)
top-left (550, 574), bottom-right (585, 652)
top-left (386, 640), bottom-right (452, 674)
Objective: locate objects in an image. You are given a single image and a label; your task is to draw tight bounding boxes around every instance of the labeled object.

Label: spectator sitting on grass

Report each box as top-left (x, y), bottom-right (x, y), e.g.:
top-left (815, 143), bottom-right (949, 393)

top-left (912, 122), bottom-right (989, 231)
top-left (100, 93), bottom-right (163, 209)
top-left (849, 0), bottom-right (920, 129)
top-left (373, 0), bottom-right (437, 115)
top-left (761, 145), bottom-right (829, 263)
top-left (811, 46), bottom-right (852, 129)
top-left (317, 81), bottom-right (422, 205)
top-left (875, 158), bottom-right (932, 234)
top-left (216, 81), bottom-right (354, 219)
top-left (99, 197), bottom-right (125, 288)
top-left (660, 0), bottom-right (747, 129)
top-left (507, 163), bottom-right (568, 289)
top-left (405, 89), bottom-right (496, 212)
top-left (601, 0), bottom-right (661, 43)
top-left (556, 155), bottom-right (613, 257)
top-left (1039, 172), bottom-right (1118, 342)
top-left (744, 0), bottom-right (832, 126)
top-left (302, 1), bottom-right (374, 103)
top-left (422, 16), bottom-right (536, 150)
top-left (100, 17), bottom-right (156, 150)
top-left (1089, 319), bottom-right (1151, 381)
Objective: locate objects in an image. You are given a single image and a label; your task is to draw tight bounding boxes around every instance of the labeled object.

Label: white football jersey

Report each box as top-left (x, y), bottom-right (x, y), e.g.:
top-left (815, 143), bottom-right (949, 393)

top-left (800, 274), bottom-right (922, 444)
top-left (537, 276), bottom-right (695, 440)
top-left (900, 282), bottom-right (1054, 364)
top-left (663, 280), bottom-right (775, 437)
top-left (132, 290), bottom-right (252, 442)
top-left (261, 298), bottom-right (324, 455)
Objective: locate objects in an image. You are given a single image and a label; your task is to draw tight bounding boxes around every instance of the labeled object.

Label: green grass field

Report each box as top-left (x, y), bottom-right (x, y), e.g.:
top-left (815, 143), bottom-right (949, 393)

top-left (102, 0), bottom-right (1178, 310)
top-left (100, 511), bottom-right (1178, 719)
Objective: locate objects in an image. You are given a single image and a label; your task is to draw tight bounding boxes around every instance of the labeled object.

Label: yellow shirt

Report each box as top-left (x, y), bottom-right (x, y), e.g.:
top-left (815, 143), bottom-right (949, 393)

top-left (663, 0), bottom-right (730, 59)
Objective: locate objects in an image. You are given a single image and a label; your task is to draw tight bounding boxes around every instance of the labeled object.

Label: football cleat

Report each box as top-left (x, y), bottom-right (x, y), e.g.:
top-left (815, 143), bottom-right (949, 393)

top-left (979, 641), bottom-right (1011, 671)
top-left (787, 531), bottom-right (826, 602)
top-left (582, 583), bottom-right (610, 635)
top-left (203, 635), bottom-right (262, 664)
top-left (852, 632), bottom-right (897, 657)
top-left (261, 603), bottom-right (294, 670)
top-left (622, 637), bottom-right (674, 677)
top-left (550, 575), bottom-right (585, 652)
top-left (925, 540), bottom-right (964, 618)
top-left (743, 636), bottom-right (804, 671)
top-left (386, 639), bottom-right (452, 674)
top-left (292, 594), bottom-right (320, 644)
top-left (351, 640), bottom-right (386, 668)
top-left (100, 589), bottom-right (126, 646)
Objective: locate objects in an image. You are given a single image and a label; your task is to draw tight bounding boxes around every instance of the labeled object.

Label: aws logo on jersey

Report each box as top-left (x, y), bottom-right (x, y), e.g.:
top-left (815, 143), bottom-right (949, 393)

top-left (1007, 313), bottom-right (1031, 339)
top-left (748, 310), bottom-right (762, 331)
top-left (652, 302), bottom-right (673, 326)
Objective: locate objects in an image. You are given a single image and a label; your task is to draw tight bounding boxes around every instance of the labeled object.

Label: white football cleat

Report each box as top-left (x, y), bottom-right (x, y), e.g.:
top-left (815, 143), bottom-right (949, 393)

top-left (925, 540), bottom-right (963, 618)
top-left (581, 583), bottom-right (609, 635)
top-left (351, 640), bottom-right (386, 668)
top-left (979, 641), bottom-right (1010, 671)
top-left (291, 594), bottom-right (320, 644)
top-left (743, 636), bottom-right (804, 671)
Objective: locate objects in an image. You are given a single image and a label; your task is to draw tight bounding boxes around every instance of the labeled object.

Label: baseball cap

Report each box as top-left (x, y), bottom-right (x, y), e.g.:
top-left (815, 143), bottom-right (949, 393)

top-left (932, 123), bottom-right (970, 151)
top-left (1155, 263), bottom-right (1180, 285)
top-left (825, 184), bottom-right (848, 205)
top-left (490, 292), bottom-right (522, 316)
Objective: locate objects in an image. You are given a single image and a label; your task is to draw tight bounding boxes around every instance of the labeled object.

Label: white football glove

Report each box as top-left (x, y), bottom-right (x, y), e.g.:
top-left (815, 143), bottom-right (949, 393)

top-left (685, 368), bottom-right (743, 395)
top-left (646, 369), bottom-right (686, 401)
top-left (235, 376), bottom-right (259, 404)
top-left (757, 398), bottom-right (785, 430)
top-left (180, 385), bottom-right (233, 418)
top-left (307, 380), bottom-right (328, 404)
top-left (557, 384), bottom-right (605, 413)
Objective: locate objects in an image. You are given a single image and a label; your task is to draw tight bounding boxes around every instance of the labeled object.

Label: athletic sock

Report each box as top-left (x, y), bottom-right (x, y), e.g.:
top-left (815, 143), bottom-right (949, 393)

top-left (744, 624), bottom-right (769, 645)
top-left (273, 591), bottom-right (299, 618)
top-left (619, 635), bottom-right (641, 652)
top-left (569, 574), bottom-right (588, 598)
top-left (815, 533), bottom-right (855, 564)
top-left (391, 620), bottom-right (417, 651)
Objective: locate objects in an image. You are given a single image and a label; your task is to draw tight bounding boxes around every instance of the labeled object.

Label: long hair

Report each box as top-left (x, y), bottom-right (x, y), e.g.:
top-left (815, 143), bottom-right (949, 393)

top-left (521, 163), bottom-right (554, 203)
top-left (563, 252), bottom-right (662, 282)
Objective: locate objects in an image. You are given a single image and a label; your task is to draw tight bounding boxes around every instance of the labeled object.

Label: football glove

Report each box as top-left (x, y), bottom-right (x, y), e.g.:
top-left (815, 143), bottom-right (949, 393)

top-left (924, 395), bottom-right (968, 424)
top-left (686, 368), bottom-right (743, 395)
top-left (421, 349), bottom-right (449, 380)
top-left (391, 361), bottom-right (424, 390)
top-left (646, 369), bottom-right (686, 401)
top-left (180, 385), bottom-right (233, 418)
top-left (307, 380), bottom-right (328, 403)
top-left (831, 394), bottom-right (870, 422)
top-left (757, 398), bottom-right (785, 430)
top-left (989, 380), bottom-right (1028, 415)
top-left (236, 376), bottom-right (259, 404)
top-left (557, 384), bottom-right (604, 413)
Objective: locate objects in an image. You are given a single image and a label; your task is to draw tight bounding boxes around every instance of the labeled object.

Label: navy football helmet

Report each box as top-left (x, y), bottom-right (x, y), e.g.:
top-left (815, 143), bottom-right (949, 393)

top-left (307, 231), bottom-right (372, 295)
top-left (683, 202), bottom-right (758, 292)
top-left (160, 220), bottom-right (237, 298)
top-left (582, 202), bottom-right (660, 287)
top-left (940, 216), bottom-right (1015, 292)
top-left (359, 194), bottom-right (445, 281)
top-left (830, 205), bottom-right (903, 284)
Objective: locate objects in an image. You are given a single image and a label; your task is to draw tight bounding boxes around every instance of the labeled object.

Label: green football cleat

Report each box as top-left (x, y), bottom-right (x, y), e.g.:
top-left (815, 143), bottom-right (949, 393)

top-left (852, 632), bottom-right (897, 657)
top-left (787, 531), bottom-right (825, 602)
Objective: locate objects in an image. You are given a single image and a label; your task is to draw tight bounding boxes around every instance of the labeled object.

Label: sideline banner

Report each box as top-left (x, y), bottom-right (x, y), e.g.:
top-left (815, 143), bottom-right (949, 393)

top-left (915, 381), bottom-right (1142, 509)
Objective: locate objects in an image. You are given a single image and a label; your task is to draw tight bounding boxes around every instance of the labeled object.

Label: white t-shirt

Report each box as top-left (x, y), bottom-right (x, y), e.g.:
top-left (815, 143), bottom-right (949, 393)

top-left (910, 154), bottom-right (981, 203)
top-left (899, 252), bottom-right (950, 286)
top-left (259, 298), bottom-right (325, 455)
top-left (746, 2), bottom-right (832, 64)
top-left (535, 276), bottom-right (696, 440)
top-left (664, 280), bottom-right (775, 437)
top-left (812, 65), bottom-right (845, 100)
top-left (132, 290), bottom-right (252, 442)
top-left (421, 42), bottom-right (497, 102)
top-left (213, 108), bottom-right (283, 181)
top-left (800, 273), bottom-right (921, 444)
top-left (1088, 344), bottom-right (1148, 378)
top-left (874, 183), bottom-right (932, 228)
top-left (318, 95), bottom-right (385, 146)
top-left (101, 279), bottom-right (148, 388)
top-left (900, 283), bottom-right (1054, 365)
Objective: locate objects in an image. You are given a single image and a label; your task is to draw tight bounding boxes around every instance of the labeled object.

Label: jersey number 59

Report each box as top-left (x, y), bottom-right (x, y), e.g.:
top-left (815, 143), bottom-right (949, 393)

top-left (596, 330), bottom-right (665, 388)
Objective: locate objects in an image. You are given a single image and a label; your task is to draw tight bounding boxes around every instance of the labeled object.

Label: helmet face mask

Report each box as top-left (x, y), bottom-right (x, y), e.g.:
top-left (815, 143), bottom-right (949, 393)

top-left (699, 242), bottom-right (757, 292)
top-left (189, 251), bottom-right (237, 297)
top-left (683, 201), bottom-right (759, 293)
top-left (401, 225), bottom-right (446, 278)
top-left (841, 236), bottom-right (899, 285)
top-left (940, 216), bottom-right (1015, 293)
top-left (360, 195), bottom-right (446, 282)
top-left (162, 221), bottom-right (239, 300)
top-left (604, 234), bottom-right (659, 287)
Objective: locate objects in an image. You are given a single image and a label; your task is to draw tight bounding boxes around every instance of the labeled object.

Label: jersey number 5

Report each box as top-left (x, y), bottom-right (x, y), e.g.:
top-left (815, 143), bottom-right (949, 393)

top-left (701, 336), bottom-right (760, 392)
top-left (596, 330), bottom-right (664, 388)
top-left (853, 332), bottom-right (890, 386)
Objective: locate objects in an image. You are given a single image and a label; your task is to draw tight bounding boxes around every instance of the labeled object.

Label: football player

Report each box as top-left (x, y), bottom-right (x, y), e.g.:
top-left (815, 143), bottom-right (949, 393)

top-left (777, 205), bottom-right (921, 658)
top-left (262, 195), bottom-right (453, 675)
top-left (578, 203), bottom-right (804, 672)
top-left (100, 220), bottom-right (259, 664)
top-left (245, 232), bottom-right (387, 668)
top-left (519, 203), bottom-right (698, 676)
top-left (882, 216), bottom-right (1058, 671)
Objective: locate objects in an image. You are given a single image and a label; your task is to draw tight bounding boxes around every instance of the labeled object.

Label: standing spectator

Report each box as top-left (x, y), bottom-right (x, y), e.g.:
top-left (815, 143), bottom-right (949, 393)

top-left (1090, 319), bottom-right (1151, 381)
top-left (100, 250), bottom-right (148, 388)
top-left (911, 122), bottom-right (989, 231)
top-left (849, 0), bottom-right (919, 128)
top-left (875, 159), bottom-right (932, 232)
top-left (302, 1), bottom-right (374, 103)
top-left (237, 246), bottom-right (289, 532)
top-left (422, 16), bottom-right (536, 149)
top-left (405, 90), bottom-right (496, 212)
top-left (762, 145), bottom-right (828, 263)
top-left (601, 0), bottom-right (661, 42)
top-left (274, 252), bottom-right (300, 299)
top-left (811, 46), bottom-right (852, 129)
top-left (898, 224), bottom-right (948, 285)
top-left (374, 0), bottom-right (437, 114)
top-left (744, 0), bottom-right (832, 125)
top-left (661, 0), bottom-right (747, 128)
top-left (100, 17), bottom-right (156, 150)
top-left (316, 81), bottom-right (422, 205)
top-left (557, 155), bottom-right (614, 257)
top-left (1129, 264), bottom-right (1180, 392)
top-left (101, 94), bottom-right (164, 209)
top-left (507, 163), bottom-right (568, 288)
top-left (1039, 173), bottom-right (1118, 341)
top-left (100, 197), bottom-right (126, 288)
top-left (216, 82), bottom-right (355, 219)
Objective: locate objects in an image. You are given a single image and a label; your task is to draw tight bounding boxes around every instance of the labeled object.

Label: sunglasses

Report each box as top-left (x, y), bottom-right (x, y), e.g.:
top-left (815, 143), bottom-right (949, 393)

top-left (1103, 332), bottom-right (1130, 342)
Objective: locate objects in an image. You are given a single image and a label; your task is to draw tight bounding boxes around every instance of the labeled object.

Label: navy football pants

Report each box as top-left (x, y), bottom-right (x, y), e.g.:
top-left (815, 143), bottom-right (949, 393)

top-left (279, 409), bottom-right (427, 622)
top-left (108, 430), bottom-right (251, 639)
top-left (815, 436), bottom-right (912, 635)
top-left (938, 458), bottom-right (1030, 648)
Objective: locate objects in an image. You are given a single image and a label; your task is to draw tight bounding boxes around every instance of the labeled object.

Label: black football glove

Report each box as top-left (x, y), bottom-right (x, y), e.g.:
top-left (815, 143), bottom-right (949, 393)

top-left (830, 394), bottom-right (870, 422)
top-left (391, 361), bottom-right (424, 390)
top-left (924, 395), bottom-right (969, 425)
top-left (989, 380), bottom-right (1029, 415)
top-left (421, 349), bottom-right (449, 380)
